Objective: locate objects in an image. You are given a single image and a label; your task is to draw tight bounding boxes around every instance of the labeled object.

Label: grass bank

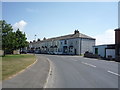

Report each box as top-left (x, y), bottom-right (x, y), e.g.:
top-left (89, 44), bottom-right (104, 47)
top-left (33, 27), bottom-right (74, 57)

top-left (2, 54), bottom-right (36, 80)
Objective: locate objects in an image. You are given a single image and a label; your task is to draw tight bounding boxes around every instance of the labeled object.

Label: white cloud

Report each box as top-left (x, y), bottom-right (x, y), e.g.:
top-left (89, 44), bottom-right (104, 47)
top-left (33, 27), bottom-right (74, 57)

top-left (13, 20), bottom-right (27, 31)
top-left (94, 29), bottom-right (115, 45)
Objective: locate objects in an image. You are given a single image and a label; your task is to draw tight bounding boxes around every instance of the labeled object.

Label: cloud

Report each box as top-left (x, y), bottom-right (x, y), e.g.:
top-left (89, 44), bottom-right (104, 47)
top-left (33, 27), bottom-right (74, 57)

top-left (13, 20), bottom-right (27, 31)
top-left (94, 29), bottom-right (115, 45)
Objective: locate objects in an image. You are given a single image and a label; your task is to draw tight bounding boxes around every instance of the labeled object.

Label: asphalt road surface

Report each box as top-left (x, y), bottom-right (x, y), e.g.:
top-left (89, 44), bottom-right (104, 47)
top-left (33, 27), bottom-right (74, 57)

top-left (44, 55), bottom-right (119, 88)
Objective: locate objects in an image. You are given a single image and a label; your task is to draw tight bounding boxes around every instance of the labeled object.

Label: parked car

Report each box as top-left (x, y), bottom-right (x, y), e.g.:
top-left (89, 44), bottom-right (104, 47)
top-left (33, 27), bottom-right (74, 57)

top-left (20, 50), bottom-right (27, 54)
top-left (35, 50), bottom-right (41, 54)
top-left (84, 51), bottom-right (100, 59)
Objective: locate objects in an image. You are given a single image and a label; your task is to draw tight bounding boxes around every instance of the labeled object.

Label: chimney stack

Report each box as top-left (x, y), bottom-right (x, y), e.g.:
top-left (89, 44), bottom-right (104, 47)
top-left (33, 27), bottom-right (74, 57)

top-left (74, 29), bottom-right (79, 34)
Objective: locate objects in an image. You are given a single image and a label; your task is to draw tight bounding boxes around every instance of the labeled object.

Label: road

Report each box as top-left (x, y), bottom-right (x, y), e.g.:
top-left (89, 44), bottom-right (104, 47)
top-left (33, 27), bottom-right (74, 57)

top-left (44, 55), bottom-right (119, 88)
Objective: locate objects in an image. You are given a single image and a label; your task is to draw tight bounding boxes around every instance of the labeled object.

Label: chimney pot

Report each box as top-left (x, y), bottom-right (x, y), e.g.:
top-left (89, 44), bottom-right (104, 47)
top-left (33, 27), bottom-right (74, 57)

top-left (74, 30), bottom-right (79, 34)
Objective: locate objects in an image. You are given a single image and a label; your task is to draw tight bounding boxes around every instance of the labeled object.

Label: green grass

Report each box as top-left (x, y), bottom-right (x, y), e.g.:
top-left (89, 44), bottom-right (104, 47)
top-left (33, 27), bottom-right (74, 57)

top-left (1, 54), bottom-right (36, 80)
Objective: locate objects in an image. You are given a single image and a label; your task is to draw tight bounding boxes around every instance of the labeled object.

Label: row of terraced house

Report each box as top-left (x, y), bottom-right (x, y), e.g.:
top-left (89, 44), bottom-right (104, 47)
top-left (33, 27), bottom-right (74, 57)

top-left (28, 30), bottom-right (95, 55)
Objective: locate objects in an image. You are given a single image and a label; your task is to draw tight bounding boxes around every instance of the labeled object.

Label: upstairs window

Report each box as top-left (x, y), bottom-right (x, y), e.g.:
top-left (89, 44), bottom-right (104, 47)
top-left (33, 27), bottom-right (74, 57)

top-left (64, 40), bottom-right (67, 44)
top-left (76, 41), bottom-right (77, 44)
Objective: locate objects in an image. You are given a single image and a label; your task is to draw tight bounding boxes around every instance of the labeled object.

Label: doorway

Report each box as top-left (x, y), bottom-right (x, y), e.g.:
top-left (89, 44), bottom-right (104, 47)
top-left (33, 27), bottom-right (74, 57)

top-left (74, 49), bottom-right (77, 55)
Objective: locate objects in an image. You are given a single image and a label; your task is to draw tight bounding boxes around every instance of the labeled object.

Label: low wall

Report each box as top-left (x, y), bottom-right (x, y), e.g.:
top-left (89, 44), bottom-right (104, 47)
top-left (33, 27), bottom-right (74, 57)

top-left (0, 50), bottom-right (4, 56)
top-left (13, 50), bottom-right (20, 54)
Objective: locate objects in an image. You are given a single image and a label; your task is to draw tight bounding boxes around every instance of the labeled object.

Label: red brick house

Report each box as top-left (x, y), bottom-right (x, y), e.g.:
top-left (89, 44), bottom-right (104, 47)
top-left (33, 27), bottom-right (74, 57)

top-left (115, 28), bottom-right (120, 61)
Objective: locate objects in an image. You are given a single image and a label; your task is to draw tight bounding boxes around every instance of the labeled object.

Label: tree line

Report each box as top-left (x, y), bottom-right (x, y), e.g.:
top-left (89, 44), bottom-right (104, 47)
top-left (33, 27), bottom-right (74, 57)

top-left (0, 20), bottom-right (28, 56)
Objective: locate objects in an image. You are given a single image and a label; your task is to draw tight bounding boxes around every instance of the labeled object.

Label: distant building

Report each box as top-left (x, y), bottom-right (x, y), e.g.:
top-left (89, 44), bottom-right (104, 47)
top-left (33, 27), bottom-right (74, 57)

top-left (28, 30), bottom-right (95, 55)
top-left (93, 28), bottom-right (120, 61)
top-left (93, 44), bottom-right (115, 59)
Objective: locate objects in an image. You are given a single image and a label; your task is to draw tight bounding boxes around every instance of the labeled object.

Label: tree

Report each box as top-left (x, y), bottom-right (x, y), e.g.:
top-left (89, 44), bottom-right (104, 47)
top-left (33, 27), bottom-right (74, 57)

top-left (1, 20), bottom-right (28, 55)
top-left (5, 31), bottom-right (16, 53)
top-left (15, 29), bottom-right (28, 53)
top-left (1, 20), bottom-right (14, 55)
top-left (0, 21), bottom-right (2, 50)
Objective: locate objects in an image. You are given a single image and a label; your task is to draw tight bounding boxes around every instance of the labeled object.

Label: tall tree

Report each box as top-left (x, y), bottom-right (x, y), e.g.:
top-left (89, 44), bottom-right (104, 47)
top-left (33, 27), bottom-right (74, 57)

top-left (1, 20), bottom-right (28, 55)
top-left (2, 20), bottom-right (14, 55)
top-left (15, 29), bottom-right (28, 53)
top-left (0, 21), bottom-right (2, 50)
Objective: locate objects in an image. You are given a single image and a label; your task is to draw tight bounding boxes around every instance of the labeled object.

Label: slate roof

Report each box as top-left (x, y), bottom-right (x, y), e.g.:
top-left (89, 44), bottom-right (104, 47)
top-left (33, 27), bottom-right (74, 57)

top-left (30, 31), bottom-right (95, 43)
top-left (44, 32), bottom-right (95, 42)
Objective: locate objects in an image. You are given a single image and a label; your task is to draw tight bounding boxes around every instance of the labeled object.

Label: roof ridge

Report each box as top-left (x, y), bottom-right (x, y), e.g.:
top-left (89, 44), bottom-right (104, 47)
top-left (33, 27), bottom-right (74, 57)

top-left (32, 32), bottom-right (95, 43)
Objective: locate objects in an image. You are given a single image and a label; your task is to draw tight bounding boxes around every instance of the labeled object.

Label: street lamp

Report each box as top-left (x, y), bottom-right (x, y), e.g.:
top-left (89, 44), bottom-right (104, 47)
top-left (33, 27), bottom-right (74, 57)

top-left (35, 34), bottom-right (37, 41)
top-left (34, 34), bottom-right (37, 55)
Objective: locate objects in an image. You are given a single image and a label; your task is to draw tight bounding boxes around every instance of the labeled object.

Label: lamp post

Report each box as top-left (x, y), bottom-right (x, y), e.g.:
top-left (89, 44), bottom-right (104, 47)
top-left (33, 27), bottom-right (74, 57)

top-left (34, 34), bottom-right (37, 55)
top-left (35, 34), bottom-right (37, 41)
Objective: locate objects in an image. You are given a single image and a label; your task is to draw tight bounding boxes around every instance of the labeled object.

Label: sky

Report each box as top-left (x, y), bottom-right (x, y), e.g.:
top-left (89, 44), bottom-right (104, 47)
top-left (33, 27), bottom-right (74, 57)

top-left (2, 2), bottom-right (118, 45)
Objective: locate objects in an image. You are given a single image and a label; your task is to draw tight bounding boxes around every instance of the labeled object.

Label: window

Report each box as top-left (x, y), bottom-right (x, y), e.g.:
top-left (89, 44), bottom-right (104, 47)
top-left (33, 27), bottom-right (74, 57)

top-left (55, 48), bottom-right (57, 52)
top-left (71, 42), bottom-right (73, 45)
top-left (58, 48), bottom-right (60, 52)
top-left (76, 41), bottom-right (77, 44)
top-left (69, 48), bottom-right (70, 52)
top-left (63, 46), bottom-right (67, 53)
top-left (64, 40), bottom-right (67, 44)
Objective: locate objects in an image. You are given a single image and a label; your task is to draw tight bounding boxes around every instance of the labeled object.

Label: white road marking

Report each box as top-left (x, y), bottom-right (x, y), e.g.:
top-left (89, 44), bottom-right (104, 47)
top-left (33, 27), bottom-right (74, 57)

top-left (107, 70), bottom-right (120, 77)
top-left (81, 62), bottom-right (96, 68)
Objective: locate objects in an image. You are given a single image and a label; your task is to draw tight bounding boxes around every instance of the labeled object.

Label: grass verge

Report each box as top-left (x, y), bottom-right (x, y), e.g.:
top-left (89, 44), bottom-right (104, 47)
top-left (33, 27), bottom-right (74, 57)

top-left (2, 54), bottom-right (36, 80)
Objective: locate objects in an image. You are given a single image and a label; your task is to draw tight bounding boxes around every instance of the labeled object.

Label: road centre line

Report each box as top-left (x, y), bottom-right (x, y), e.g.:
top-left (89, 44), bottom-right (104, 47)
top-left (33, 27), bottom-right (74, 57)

top-left (107, 70), bottom-right (120, 77)
top-left (81, 62), bottom-right (96, 68)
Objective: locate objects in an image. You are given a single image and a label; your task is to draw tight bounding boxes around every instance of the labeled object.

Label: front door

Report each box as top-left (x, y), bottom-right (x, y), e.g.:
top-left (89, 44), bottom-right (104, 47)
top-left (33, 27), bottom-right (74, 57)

top-left (74, 49), bottom-right (77, 55)
top-left (63, 46), bottom-right (67, 54)
top-left (95, 48), bottom-right (98, 54)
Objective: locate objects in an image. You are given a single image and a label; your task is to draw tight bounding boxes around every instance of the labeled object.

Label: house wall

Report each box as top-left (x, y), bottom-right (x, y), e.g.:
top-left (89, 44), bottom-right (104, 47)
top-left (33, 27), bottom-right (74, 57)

top-left (60, 38), bottom-right (81, 55)
top-left (93, 45), bottom-right (115, 59)
top-left (68, 39), bottom-right (75, 55)
top-left (68, 38), bottom-right (80, 55)
top-left (106, 49), bottom-right (115, 58)
top-left (93, 45), bottom-right (107, 57)
top-left (0, 50), bottom-right (4, 56)
top-left (81, 39), bottom-right (95, 54)
top-left (29, 37), bottom-right (95, 55)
